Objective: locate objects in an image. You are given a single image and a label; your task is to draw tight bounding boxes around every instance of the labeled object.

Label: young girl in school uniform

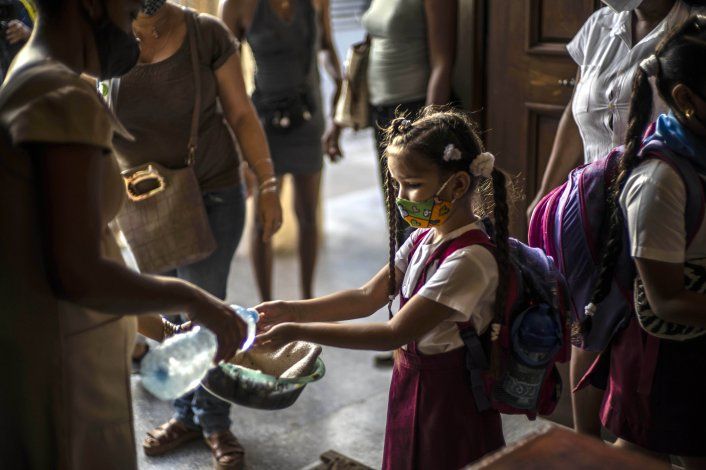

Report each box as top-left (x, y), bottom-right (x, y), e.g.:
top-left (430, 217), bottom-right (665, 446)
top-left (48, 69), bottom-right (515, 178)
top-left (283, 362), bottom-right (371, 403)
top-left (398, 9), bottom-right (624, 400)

top-left (584, 15), bottom-right (706, 468)
top-left (255, 107), bottom-right (508, 469)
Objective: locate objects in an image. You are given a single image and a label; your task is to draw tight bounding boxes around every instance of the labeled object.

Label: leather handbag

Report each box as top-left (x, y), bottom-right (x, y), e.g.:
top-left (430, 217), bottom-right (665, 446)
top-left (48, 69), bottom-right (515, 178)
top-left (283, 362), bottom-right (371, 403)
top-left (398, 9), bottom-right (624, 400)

top-left (114, 9), bottom-right (216, 274)
top-left (334, 36), bottom-right (370, 130)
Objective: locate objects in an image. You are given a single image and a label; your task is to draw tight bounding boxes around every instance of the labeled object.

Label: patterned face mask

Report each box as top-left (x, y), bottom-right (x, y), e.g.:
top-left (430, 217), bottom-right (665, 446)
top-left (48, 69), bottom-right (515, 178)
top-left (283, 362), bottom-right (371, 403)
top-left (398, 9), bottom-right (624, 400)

top-left (395, 176), bottom-right (456, 229)
top-left (142, 0), bottom-right (167, 16)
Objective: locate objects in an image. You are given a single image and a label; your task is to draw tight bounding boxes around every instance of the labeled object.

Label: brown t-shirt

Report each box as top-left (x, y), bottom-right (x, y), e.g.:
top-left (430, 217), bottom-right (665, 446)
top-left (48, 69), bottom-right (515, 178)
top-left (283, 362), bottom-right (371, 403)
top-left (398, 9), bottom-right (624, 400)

top-left (112, 12), bottom-right (241, 191)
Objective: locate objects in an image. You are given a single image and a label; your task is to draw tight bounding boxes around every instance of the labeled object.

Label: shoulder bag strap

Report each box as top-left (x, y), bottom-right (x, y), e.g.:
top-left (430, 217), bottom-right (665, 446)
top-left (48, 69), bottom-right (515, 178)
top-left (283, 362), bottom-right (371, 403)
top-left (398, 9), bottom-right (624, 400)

top-left (184, 8), bottom-right (202, 166)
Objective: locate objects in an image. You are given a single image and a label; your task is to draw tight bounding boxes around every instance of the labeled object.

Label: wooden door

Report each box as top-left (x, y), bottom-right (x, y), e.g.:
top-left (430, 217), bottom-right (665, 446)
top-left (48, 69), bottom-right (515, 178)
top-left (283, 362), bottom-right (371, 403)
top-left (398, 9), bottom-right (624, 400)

top-left (483, 0), bottom-right (599, 427)
top-left (485, 0), bottom-right (599, 214)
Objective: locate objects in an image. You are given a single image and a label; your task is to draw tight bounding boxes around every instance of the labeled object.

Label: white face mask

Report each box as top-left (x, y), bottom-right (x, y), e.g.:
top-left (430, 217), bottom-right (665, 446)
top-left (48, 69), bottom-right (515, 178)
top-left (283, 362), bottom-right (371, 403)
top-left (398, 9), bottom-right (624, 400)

top-left (602, 0), bottom-right (644, 12)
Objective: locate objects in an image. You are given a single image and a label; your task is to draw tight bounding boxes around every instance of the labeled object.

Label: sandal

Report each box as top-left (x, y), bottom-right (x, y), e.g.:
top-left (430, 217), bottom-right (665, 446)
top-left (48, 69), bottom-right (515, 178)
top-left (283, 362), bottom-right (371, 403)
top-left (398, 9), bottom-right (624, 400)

top-left (205, 430), bottom-right (245, 470)
top-left (142, 419), bottom-right (201, 457)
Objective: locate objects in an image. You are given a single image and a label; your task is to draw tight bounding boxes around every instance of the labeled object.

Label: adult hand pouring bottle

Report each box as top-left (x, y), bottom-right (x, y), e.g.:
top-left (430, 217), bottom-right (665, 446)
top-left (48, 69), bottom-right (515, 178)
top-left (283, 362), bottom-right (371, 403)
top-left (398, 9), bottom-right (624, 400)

top-left (140, 305), bottom-right (259, 400)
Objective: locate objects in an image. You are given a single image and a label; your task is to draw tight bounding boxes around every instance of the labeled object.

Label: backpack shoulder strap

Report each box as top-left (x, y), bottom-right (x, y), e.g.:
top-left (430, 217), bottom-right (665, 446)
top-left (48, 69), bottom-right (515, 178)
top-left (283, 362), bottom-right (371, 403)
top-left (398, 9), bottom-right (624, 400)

top-left (408, 229), bottom-right (494, 298)
top-left (406, 228), bottom-right (431, 264)
top-left (421, 229), bottom-right (494, 281)
top-left (641, 141), bottom-right (705, 246)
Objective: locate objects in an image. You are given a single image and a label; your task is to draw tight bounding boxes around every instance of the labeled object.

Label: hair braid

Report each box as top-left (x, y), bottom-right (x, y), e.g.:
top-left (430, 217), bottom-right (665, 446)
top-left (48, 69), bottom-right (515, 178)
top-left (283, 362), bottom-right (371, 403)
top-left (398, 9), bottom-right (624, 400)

top-left (490, 169), bottom-right (510, 323)
top-left (587, 69), bottom-right (654, 312)
top-left (489, 168), bottom-right (510, 377)
top-left (385, 163), bottom-right (398, 318)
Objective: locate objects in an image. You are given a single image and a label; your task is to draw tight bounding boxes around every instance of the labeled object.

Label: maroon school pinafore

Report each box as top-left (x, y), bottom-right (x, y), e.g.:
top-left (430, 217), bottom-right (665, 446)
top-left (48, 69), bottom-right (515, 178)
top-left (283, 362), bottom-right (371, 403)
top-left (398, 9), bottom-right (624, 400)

top-left (579, 317), bottom-right (706, 456)
top-left (382, 229), bottom-right (505, 470)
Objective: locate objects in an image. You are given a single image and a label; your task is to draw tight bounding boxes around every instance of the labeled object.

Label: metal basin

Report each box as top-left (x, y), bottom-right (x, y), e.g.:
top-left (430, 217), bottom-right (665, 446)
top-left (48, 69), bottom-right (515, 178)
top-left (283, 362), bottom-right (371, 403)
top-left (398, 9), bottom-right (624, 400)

top-left (201, 357), bottom-right (326, 410)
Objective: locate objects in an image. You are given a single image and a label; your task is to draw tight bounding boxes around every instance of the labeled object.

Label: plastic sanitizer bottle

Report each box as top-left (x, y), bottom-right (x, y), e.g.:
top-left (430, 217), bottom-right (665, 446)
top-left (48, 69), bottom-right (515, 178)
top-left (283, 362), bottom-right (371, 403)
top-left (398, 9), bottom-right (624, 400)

top-left (140, 305), bottom-right (259, 401)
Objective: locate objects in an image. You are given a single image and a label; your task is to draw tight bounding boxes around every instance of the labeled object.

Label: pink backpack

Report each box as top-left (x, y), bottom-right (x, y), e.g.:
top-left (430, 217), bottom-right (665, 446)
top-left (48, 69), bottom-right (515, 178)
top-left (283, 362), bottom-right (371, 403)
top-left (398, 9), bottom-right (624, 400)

top-left (528, 129), bottom-right (705, 352)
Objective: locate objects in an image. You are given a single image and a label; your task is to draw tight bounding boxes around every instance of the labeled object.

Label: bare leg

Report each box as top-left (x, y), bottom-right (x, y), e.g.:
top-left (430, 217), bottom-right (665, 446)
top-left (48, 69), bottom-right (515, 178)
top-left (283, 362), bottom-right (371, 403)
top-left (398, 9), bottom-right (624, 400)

top-left (292, 171), bottom-right (321, 299)
top-left (249, 177), bottom-right (283, 302)
top-left (570, 346), bottom-right (604, 437)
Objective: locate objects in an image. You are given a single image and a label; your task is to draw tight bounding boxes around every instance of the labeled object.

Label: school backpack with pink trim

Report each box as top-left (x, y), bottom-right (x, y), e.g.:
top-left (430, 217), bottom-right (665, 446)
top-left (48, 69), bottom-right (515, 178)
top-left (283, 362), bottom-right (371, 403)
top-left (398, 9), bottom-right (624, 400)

top-left (528, 127), bottom-right (705, 352)
top-left (407, 226), bottom-right (571, 419)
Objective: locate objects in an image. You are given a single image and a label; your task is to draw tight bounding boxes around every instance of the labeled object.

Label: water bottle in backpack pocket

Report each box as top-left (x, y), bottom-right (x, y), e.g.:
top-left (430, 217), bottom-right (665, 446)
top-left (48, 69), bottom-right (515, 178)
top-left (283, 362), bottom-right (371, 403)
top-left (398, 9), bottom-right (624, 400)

top-left (492, 304), bottom-right (563, 411)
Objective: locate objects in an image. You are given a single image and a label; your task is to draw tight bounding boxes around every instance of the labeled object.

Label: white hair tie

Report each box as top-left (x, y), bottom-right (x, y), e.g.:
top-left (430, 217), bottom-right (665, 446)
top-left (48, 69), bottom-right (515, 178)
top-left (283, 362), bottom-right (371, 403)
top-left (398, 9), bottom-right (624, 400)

top-left (639, 55), bottom-right (660, 77)
top-left (442, 144), bottom-right (463, 162)
top-left (470, 152), bottom-right (495, 179)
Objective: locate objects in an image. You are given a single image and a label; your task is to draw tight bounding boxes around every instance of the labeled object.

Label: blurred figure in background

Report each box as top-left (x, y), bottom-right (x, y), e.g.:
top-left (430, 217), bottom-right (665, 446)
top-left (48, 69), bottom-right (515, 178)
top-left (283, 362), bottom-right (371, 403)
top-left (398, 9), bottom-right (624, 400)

top-left (220, 0), bottom-right (344, 302)
top-left (0, 0), bottom-right (34, 81)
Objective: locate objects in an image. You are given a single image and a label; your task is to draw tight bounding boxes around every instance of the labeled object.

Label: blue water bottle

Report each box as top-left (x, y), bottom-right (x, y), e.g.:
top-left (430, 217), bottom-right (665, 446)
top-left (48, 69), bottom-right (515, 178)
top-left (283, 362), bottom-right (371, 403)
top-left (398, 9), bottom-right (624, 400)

top-left (493, 304), bottom-right (562, 410)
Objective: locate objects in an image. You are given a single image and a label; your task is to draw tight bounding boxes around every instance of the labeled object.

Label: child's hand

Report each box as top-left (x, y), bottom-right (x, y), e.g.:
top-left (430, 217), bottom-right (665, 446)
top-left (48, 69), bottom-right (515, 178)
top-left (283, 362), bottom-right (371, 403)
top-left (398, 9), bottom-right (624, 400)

top-left (255, 301), bottom-right (301, 333)
top-left (255, 323), bottom-right (297, 351)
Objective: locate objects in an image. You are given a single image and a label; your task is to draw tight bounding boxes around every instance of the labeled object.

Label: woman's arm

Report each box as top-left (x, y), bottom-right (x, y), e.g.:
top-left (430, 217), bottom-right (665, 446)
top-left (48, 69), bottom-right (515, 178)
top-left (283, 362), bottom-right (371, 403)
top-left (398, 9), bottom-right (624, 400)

top-left (138, 315), bottom-right (166, 342)
top-left (214, 51), bottom-right (283, 242)
top-left (526, 73), bottom-right (583, 219)
top-left (635, 258), bottom-right (706, 328)
top-left (423, 0), bottom-right (457, 105)
top-left (257, 265), bottom-right (402, 327)
top-left (317, 0), bottom-right (344, 161)
top-left (257, 294), bottom-right (455, 351)
top-left (219, 0), bottom-right (250, 42)
top-left (36, 144), bottom-right (244, 362)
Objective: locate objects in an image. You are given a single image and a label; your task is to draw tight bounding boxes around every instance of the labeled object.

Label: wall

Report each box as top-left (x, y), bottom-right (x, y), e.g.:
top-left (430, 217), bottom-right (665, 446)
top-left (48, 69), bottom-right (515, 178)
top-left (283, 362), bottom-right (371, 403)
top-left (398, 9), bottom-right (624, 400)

top-left (174, 0), bottom-right (219, 14)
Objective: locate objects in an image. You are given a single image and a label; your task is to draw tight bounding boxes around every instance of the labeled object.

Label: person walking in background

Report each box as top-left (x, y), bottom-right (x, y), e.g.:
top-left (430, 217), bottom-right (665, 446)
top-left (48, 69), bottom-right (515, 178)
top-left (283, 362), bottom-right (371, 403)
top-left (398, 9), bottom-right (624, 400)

top-left (526, 0), bottom-right (703, 437)
top-left (0, 0), bottom-right (244, 468)
top-left (109, 2), bottom-right (281, 468)
top-left (220, 0), bottom-right (344, 301)
top-left (0, 0), bottom-right (35, 81)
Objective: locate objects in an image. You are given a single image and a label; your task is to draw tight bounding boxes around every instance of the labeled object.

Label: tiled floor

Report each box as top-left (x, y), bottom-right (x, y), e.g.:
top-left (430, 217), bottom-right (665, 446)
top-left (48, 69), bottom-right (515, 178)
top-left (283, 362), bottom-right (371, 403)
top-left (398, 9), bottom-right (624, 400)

top-left (131, 128), bottom-right (547, 470)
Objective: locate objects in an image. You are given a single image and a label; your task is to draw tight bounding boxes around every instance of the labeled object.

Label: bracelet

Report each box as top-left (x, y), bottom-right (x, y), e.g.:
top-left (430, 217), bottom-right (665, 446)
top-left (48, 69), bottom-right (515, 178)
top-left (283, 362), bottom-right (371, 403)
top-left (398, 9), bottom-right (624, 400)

top-left (260, 185), bottom-right (278, 195)
top-left (162, 317), bottom-right (179, 340)
top-left (161, 318), bottom-right (194, 341)
top-left (259, 176), bottom-right (277, 189)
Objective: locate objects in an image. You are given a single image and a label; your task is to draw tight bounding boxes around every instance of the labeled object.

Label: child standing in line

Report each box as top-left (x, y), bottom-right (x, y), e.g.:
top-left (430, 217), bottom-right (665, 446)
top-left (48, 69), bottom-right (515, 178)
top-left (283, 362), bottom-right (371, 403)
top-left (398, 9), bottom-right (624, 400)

top-left (255, 108), bottom-right (507, 469)
top-left (584, 15), bottom-right (706, 468)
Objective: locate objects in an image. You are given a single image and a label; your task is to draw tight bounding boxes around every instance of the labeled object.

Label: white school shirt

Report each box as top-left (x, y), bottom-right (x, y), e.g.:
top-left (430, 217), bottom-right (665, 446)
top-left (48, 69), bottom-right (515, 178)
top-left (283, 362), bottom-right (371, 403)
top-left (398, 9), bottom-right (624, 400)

top-left (394, 222), bottom-right (498, 355)
top-left (620, 160), bottom-right (706, 264)
top-left (567, 1), bottom-right (697, 164)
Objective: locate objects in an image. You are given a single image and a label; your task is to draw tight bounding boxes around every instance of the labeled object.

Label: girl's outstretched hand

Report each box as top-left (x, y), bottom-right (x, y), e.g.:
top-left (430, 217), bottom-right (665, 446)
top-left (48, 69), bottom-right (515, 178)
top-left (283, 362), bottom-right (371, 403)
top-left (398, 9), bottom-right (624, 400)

top-left (255, 323), bottom-right (297, 351)
top-left (255, 301), bottom-right (301, 333)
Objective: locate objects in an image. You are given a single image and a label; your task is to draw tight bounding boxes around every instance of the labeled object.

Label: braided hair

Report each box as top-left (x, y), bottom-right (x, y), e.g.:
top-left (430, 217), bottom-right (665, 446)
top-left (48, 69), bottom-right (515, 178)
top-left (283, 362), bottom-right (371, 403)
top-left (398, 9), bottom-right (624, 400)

top-left (380, 107), bottom-right (511, 326)
top-left (589, 15), bottom-right (706, 311)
